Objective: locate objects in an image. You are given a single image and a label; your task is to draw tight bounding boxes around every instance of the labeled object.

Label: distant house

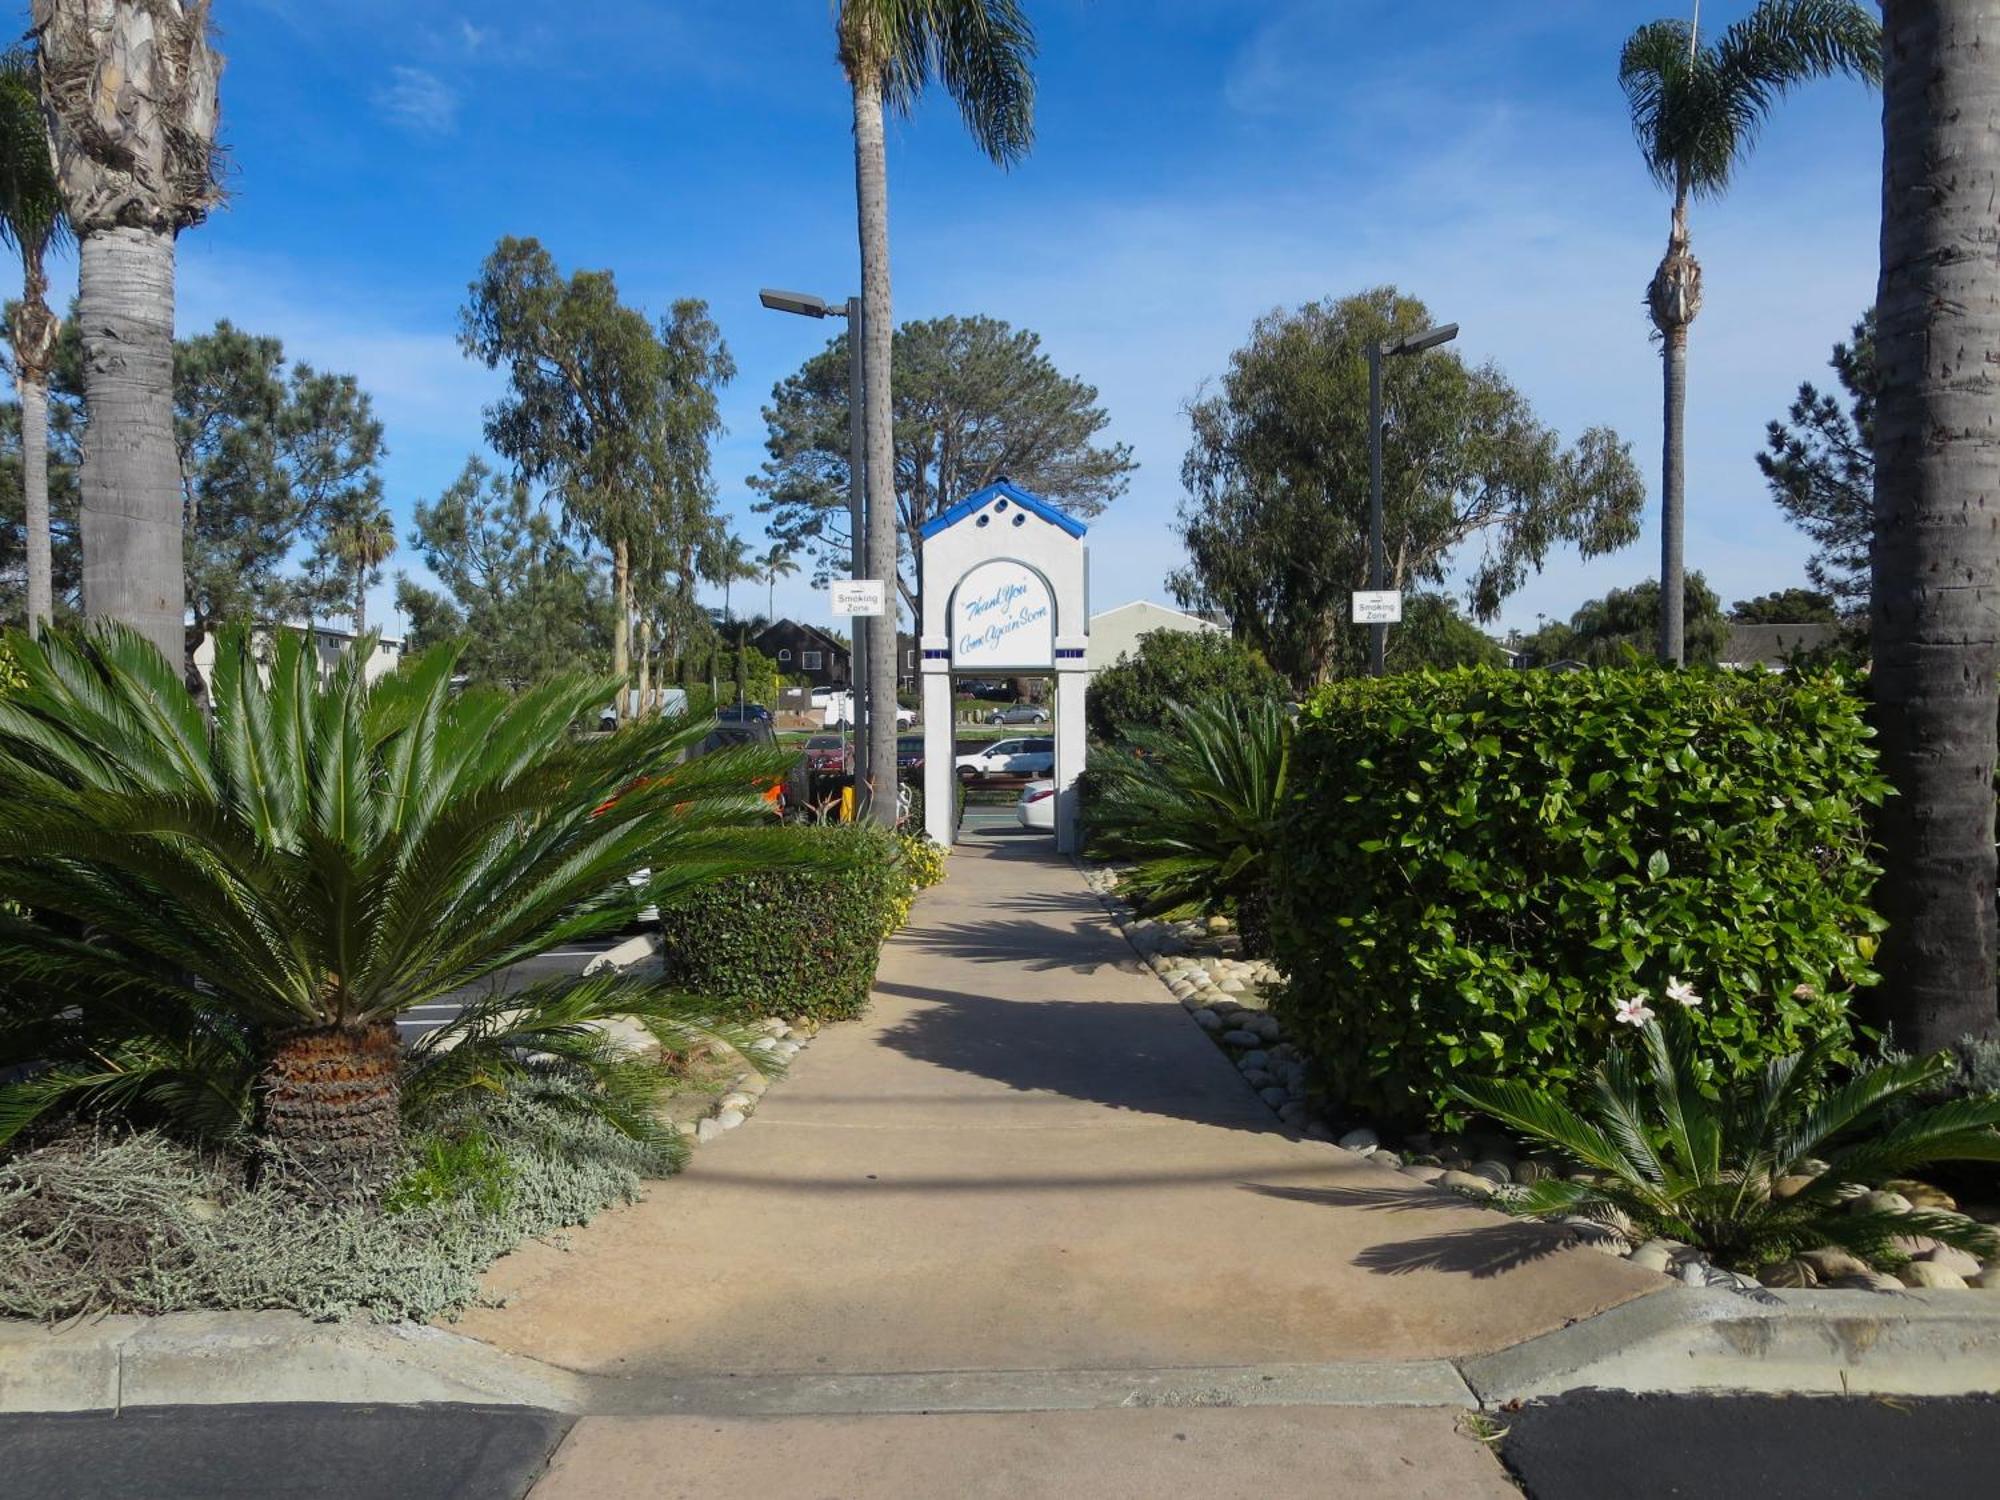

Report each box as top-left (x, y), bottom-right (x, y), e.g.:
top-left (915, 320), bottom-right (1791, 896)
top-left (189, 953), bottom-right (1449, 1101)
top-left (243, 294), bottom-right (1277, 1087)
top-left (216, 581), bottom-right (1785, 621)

top-left (753, 619), bottom-right (852, 689)
top-left (1086, 600), bottom-right (1223, 676)
top-left (1721, 623), bottom-right (1840, 670)
top-left (190, 623), bottom-right (404, 694)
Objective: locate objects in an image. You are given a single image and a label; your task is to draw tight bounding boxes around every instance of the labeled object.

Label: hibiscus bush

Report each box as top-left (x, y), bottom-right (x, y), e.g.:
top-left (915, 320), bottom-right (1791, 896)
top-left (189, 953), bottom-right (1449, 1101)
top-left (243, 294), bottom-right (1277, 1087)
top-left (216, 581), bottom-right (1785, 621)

top-left (1270, 667), bottom-right (1888, 1130)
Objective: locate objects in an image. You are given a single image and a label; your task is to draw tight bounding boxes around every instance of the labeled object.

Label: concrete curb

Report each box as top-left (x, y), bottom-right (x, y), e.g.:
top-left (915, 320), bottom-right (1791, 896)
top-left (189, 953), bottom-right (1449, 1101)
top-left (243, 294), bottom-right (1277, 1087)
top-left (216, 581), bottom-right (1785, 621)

top-left (10, 1289), bottom-right (2000, 1415)
top-left (1461, 1285), bottom-right (2000, 1403)
top-left (0, 1314), bottom-right (587, 1416)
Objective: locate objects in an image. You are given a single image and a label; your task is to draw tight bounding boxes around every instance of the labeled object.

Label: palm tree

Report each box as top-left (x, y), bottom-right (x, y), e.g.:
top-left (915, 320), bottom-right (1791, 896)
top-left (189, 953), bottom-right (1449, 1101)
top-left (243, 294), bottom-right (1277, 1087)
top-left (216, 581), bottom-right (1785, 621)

top-left (31, 1), bottom-right (223, 669)
top-left (333, 502), bottom-right (396, 636)
top-left (1871, 0), bottom-right (2000, 1056)
top-left (761, 542), bottom-right (799, 619)
top-left (701, 529), bottom-right (755, 625)
top-left (0, 623), bottom-right (816, 1197)
top-left (834, 1), bottom-right (1036, 821)
top-left (1620, 0), bottom-right (1878, 663)
top-left (0, 49), bottom-right (68, 635)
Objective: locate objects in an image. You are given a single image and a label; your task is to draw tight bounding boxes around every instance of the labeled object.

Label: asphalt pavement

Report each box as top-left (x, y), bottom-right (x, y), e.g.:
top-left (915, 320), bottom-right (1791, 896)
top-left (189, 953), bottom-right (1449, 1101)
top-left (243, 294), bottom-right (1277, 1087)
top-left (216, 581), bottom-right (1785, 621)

top-left (1499, 1391), bottom-right (2000, 1499)
top-left (1, 1404), bottom-right (571, 1500)
top-left (395, 937), bottom-right (628, 1043)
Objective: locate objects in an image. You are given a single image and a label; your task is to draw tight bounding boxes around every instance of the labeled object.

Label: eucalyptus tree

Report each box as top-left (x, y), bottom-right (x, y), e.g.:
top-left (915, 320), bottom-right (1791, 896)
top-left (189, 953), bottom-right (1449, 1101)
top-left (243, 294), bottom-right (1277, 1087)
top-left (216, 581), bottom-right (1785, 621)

top-left (1871, 0), bottom-right (2000, 1053)
top-left (0, 48), bottom-right (68, 633)
top-left (462, 240), bottom-right (730, 722)
top-left (32, 0), bottom-right (223, 667)
top-left (1171, 289), bottom-right (1644, 692)
top-left (833, 0), bottom-right (1036, 821)
top-left (1619, 0), bottom-right (1878, 663)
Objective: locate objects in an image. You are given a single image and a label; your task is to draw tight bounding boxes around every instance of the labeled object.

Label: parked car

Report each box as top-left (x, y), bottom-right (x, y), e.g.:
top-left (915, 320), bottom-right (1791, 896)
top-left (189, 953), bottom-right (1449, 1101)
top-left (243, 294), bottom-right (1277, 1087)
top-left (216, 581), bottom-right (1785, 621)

top-left (1016, 779), bottom-right (1056, 830)
top-left (986, 703), bottom-right (1050, 726)
top-left (717, 703), bottom-right (772, 725)
top-left (955, 736), bottom-right (1055, 781)
top-left (804, 732), bottom-right (850, 774)
top-left (896, 735), bottom-right (925, 775)
top-left (624, 721), bottom-right (804, 922)
top-left (824, 697), bottom-right (917, 730)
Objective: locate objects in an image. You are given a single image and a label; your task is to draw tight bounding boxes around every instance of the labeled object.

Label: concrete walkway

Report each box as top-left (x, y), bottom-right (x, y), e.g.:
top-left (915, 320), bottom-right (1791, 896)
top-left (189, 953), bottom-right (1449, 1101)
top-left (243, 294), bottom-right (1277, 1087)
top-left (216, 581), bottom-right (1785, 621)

top-left (452, 825), bottom-right (1657, 1491)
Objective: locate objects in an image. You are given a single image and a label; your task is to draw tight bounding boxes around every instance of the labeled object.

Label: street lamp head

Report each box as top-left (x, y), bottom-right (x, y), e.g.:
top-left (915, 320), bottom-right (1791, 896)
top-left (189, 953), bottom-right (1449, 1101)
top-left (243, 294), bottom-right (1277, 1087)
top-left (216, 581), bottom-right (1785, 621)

top-left (759, 287), bottom-right (833, 319)
top-left (1389, 322), bottom-right (1459, 357)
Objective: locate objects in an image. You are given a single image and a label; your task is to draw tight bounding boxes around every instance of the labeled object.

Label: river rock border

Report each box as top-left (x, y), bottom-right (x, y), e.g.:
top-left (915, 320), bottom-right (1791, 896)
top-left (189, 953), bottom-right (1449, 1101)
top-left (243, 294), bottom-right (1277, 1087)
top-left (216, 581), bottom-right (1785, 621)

top-left (1078, 862), bottom-right (2000, 1298)
top-left (683, 1018), bottom-right (813, 1144)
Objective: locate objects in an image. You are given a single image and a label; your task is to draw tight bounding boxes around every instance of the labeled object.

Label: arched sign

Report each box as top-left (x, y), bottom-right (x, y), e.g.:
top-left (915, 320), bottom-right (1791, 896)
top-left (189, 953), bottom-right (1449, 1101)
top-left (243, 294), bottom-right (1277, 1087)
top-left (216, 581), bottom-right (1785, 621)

top-left (951, 559), bottom-right (1054, 670)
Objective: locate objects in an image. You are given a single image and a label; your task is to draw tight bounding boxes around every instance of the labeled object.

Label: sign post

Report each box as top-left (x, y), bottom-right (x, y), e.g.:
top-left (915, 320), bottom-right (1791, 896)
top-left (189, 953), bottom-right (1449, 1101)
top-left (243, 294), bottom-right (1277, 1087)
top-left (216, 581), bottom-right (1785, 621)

top-left (830, 580), bottom-right (887, 809)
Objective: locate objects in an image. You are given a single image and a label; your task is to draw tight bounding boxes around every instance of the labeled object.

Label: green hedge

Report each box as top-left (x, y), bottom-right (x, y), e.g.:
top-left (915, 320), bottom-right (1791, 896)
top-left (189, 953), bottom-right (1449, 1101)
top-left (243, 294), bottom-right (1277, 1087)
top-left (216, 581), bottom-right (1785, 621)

top-left (1271, 667), bottom-right (1888, 1129)
top-left (656, 823), bottom-right (908, 1025)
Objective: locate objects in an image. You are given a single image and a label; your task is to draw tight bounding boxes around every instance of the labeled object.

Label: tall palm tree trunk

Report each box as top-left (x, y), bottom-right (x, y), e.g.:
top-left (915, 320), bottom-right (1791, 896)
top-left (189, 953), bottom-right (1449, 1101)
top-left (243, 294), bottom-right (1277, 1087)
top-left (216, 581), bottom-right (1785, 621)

top-left (77, 225), bottom-right (184, 667)
top-left (1649, 189), bottom-right (1700, 666)
top-left (19, 373), bottom-right (51, 630)
top-left (352, 567), bottom-right (368, 637)
top-left (1870, 0), bottom-right (2000, 1053)
top-left (852, 65), bottom-right (898, 827)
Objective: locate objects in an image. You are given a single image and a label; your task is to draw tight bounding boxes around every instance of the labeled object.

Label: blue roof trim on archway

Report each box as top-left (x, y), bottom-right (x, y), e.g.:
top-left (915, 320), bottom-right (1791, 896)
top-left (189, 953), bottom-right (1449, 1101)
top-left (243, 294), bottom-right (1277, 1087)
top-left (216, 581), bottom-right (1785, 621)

top-left (919, 480), bottom-right (1088, 541)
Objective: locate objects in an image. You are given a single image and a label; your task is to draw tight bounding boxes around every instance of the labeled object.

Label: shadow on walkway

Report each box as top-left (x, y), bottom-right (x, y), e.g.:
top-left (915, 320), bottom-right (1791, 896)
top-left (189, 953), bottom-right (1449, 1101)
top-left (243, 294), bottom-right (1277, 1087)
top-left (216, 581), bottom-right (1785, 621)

top-left (872, 982), bottom-right (1276, 1133)
top-left (1242, 1183), bottom-right (1573, 1278)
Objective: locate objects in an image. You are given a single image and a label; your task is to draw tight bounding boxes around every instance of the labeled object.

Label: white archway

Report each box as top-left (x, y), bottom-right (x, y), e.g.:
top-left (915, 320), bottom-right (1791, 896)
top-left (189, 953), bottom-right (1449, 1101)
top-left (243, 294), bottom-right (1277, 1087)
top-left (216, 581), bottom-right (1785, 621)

top-left (919, 481), bottom-right (1089, 852)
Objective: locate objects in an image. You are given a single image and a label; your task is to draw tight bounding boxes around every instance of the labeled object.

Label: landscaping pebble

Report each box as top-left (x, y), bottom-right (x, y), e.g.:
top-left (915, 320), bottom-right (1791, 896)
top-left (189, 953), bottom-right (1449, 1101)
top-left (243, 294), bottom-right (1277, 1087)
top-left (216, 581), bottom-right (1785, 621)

top-left (1258, 1085), bottom-right (1289, 1109)
top-left (1401, 1163), bottom-right (1446, 1185)
top-left (1772, 1175), bottom-right (1818, 1200)
top-left (1627, 1241), bottom-right (1677, 1275)
top-left (1756, 1258), bottom-right (1818, 1288)
top-left (1193, 1009), bottom-right (1223, 1032)
top-left (1468, 1159), bottom-right (1514, 1186)
top-left (1337, 1128), bottom-right (1380, 1154)
top-left (1921, 1246), bottom-right (1984, 1278)
top-left (1854, 1190), bottom-right (1912, 1215)
top-left (1220, 1028), bottom-right (1262, 1047)
top-left (1437, 1170), bottom-right (1497, 1200)
top-left (1899, 1261), bottom-right (1968, 1290)
top-left (1237, 1050), bottom-right (1271, 1071)
top-left (1798, 1248), bottom-right (1871, 1280)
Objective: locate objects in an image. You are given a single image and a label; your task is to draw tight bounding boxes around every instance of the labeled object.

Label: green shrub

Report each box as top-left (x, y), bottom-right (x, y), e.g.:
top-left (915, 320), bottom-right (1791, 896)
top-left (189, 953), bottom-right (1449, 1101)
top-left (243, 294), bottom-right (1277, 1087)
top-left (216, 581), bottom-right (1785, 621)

top-left (1085, 628), bottom-right (1280, 745)
top-left (656, 823), bottom-right (908, 1024)
top-left (1272, 667), bottom-right (1888, 1129)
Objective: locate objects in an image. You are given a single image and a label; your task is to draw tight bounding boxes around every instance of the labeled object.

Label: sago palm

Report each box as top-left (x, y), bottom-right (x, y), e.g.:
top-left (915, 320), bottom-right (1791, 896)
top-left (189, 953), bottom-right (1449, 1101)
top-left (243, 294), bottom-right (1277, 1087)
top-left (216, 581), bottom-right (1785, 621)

top-left (1620, 0), bottom-right (1878, 663)
top-left (1869, 1), bottom-right (2000, 1058)
top-left (1453, 1001), bottom-right (2000, 1274)
top-left (834, 0), bottom-right (1035, 822)
top-left (0, 48), bottom-right (67, 635)
top-left (0, 624), bottom-right (814, 1196)
top-left (1085, 694), bottom-right (1291, 957)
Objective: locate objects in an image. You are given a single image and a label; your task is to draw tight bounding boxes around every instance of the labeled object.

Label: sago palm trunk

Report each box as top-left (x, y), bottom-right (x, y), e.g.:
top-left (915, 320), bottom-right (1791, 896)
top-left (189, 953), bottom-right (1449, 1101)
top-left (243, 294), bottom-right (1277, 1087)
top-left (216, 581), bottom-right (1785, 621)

top-left (1870, 0), bottom-right (2000, 1052)
top-left (77, 225), bottom-right (185, 669)
top-left (259, 1019), bottom-right (403, 1195)
top-left (852, 67), bottom-right (898, 827)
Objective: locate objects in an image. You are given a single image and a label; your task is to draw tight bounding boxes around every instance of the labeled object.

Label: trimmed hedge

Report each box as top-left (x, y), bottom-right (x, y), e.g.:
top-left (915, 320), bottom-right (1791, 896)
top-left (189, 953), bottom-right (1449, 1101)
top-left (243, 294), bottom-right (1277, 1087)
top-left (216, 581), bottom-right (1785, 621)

top-left (1271, 667), bottom-right (1888, 1130)
top-left (656, 823), bottom-right (910, 1024)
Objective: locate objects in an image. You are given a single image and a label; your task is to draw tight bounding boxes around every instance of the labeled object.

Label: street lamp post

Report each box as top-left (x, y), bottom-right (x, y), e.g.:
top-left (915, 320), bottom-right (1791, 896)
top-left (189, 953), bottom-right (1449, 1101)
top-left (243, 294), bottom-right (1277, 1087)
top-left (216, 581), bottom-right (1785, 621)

top-left (1366, 321), bottom-right (1459, 676)
top-left (760, 288), bottom-right (869, 794)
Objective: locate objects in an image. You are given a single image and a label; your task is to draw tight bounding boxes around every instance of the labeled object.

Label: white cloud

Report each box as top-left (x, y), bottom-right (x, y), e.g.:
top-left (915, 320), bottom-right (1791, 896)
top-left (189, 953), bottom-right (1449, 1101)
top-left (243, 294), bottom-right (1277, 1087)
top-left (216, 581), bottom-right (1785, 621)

top-left (374, 67), bottom-right (459, 135)
top-left (458, 19), bottom-right (489, 52)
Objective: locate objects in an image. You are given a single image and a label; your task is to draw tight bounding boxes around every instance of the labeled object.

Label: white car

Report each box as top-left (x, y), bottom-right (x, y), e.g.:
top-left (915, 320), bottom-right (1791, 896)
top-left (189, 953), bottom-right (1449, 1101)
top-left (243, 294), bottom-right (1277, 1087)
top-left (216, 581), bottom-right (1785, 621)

top-left (1016, 779), bottom-right (1056, 830)
top-left (955, 736), bottom-right (1056, 780)
top-left (822, 696), bottom-right (917, 730)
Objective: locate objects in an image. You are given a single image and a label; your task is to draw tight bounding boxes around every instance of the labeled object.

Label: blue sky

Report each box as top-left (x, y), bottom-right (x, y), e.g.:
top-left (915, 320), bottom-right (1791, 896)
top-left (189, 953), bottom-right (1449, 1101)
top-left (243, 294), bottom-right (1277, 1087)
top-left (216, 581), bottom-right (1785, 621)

top-left (43, 1), bottom-right (1884, 638)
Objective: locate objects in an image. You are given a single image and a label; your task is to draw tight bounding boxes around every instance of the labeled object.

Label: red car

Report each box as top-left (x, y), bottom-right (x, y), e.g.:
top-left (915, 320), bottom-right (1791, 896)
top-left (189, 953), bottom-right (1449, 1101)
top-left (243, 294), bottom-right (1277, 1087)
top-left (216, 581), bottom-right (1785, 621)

top-left (804, 732), bottom-right (851, 774)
